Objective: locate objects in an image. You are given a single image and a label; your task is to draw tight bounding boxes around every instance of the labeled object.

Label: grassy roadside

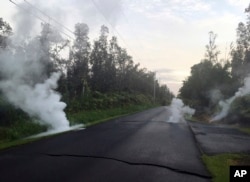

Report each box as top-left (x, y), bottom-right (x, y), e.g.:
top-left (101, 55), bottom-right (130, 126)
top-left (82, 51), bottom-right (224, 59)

top-left (187, 116), bottom-right (250, 182)
top-left (202, 153), bottom-right (250, 182)
top-left (0, 104), bottom-right (156, 151)
top-left (67, 104), bottom-right (155, 126)
top-left (239, 127), bottom-right (250, 135)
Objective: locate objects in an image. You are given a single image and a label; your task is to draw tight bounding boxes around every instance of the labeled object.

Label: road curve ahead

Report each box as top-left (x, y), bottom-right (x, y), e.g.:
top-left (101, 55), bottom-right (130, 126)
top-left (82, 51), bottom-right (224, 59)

top-left (0, 107), bottom-right (211, 182)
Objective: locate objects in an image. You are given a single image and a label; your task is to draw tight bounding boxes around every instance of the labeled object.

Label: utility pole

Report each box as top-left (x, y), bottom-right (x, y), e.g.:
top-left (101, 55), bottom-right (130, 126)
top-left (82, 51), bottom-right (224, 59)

top-left (153, 72), bottom-right (156, 104)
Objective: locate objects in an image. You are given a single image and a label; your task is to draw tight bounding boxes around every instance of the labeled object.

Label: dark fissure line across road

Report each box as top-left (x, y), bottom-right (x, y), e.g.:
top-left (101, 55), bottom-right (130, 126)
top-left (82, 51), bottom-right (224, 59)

top-left (1, 107), bottom-right (249, 182)
top-left (0, 107), bottom-right (212, 182)
top-left (42, 153), bottom-right (211, 179)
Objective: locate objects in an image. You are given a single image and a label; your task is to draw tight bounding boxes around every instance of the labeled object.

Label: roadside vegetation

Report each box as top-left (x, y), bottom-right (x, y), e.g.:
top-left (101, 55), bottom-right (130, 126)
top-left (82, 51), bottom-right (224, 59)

top-left (0, 102), bottom-right (155, 150)
top-left (180, 4), bottom-right (250, 181)
top-left (239, 127), bottom-right (250, 135)
top-left (179, 5), bottom-right (250, 126)
top-left (1, 2), bottom-right (250, 182)
top-left (0, 16), bottom-right (174, 145)
top-left (0, 90), bottom-right (161, 146)
top-left (202, 154), bottom-right (250, 182)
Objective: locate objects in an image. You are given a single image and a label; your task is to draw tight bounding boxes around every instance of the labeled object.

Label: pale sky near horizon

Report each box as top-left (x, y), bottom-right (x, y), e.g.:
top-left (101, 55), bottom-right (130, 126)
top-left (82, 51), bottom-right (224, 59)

top-left (1, 0), bottom-right (250, 95)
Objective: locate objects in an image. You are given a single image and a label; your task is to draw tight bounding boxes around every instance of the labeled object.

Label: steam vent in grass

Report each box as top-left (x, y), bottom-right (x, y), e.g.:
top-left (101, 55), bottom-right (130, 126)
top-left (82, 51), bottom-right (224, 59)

top-left (211, 76), bottom-right (250, 122)
top-left (0, 24), bottom-right (71, 135)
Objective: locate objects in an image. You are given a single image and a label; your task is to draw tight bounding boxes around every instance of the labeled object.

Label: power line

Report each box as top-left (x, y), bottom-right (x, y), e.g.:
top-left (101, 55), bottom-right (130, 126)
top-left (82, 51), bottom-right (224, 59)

top-left (9, 0), bottom-right (74, 40)
top-left (10, 0), bottom-right (143, 64)
top-left (90, 0), bottom-right (143, 63)
top-left (23, 0), bottom-right (75, 35)
top-left (120, 8), bottom-right (154, 62)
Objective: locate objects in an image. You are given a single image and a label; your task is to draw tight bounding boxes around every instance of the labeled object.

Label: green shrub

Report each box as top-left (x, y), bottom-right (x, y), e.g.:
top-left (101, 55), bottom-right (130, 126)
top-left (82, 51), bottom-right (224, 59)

top-left (0, 120), bottom-right (47, 141)
top-left (229, 94), bottom-right (250, 125)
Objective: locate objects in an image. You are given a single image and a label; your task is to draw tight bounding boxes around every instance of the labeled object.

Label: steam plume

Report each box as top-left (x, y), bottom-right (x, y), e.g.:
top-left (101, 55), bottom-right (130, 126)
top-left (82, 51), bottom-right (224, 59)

top-left (0, 0), bottom-right (123, 133)
top-left (0, 42), bottom-right (70, 131)
top-left (0, 9), bottom-right (70, 131)
top-left (211, 76), bottom-right (250, 121)
top-left (168, 98), bottom-right (195, 123)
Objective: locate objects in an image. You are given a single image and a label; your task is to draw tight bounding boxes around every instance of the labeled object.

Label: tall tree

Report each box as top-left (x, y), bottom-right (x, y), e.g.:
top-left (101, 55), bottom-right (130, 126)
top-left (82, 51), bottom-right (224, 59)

top-left (90, 25), bottom-right (110, 92)
top-left (67, 23), bottom-right (90, 98)
top-left (38, 23), bottom-right (69, 77)
top-left (231, 5), bottom-right (250, 83)
top-left (0, 18), bottom-right (12, 81)
top-left (0, 18), bottom-right (12, 49)
top-left (179, 32), bottom-right (233, 111)
top-left (109, 38), bottom-right (134, 92)
top-left (205, 31), bottom-right (220, 64)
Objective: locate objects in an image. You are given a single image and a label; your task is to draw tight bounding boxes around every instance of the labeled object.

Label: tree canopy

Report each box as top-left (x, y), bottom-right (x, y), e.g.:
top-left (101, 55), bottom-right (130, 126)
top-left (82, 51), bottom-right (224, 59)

top-left (0, 18), bottom-right (174, 113)
top-left (179, 4), bottom-right (250, 122)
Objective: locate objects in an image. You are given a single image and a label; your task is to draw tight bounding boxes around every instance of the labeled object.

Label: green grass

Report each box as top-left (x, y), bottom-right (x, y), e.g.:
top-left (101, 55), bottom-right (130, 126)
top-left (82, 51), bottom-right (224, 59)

top-left (0, 137), bottom-right (40, 150)
top-left (0, 120), bottom-right (47, 150)
top-left (202, 153), bottom-right (250, 182)
top-left (0, 104), bottom-right (156, 150)
top-left (238, 127), bottom-right (250, 135)
top-left (0, 129), bottom-right (73, 150)
top-left (0, 120), bottom-right (47, 142)
top-left (67, 104), bottom-right (155, 126)
top-left (185, 116), bottom-right (200, 122)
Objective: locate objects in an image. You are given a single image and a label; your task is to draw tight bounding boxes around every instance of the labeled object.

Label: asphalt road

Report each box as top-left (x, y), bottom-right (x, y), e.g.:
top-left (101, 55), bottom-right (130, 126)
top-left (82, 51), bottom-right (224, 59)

top-left (0, 107), bottom-right (211, 182)
top-left (189, 122), bottom-right (250, 154)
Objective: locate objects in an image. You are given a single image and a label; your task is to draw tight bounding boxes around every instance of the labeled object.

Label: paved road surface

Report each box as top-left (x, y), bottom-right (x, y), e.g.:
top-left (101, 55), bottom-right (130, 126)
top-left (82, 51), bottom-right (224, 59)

top-left (189, 122), bottom-right (250, 154)
top-left (0, 107), bottom-right (211, 182)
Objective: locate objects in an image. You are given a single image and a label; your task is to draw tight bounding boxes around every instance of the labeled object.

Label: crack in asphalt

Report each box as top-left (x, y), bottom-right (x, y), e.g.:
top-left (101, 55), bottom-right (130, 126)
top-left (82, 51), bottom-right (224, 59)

top-left (42, 153), bottom-right (211, 179)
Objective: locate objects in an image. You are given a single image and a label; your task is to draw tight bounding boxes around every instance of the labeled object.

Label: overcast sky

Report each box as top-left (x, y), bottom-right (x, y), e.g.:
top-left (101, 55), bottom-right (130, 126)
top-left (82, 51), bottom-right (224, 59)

top-left (1, 0), bottom-right (250, 94)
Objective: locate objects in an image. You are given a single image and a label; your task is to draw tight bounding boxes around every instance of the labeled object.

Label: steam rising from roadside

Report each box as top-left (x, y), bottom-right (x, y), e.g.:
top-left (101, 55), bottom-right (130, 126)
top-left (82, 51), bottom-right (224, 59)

top-left (0, 6), bottom-right (70, 131)
top-left (0, 0), bottom-right (123, 132)
top-left (0, 44), bottom-right (70, 131)
top-left (211, 76), bottom-right (250, 121)
top-left (168, 98), bottom-right (195, 123)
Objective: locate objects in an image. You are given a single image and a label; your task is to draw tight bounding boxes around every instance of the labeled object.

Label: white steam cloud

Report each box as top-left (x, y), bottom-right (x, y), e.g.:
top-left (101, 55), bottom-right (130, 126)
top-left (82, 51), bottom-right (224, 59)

top-left (168, 98), bottom-right (195, 123)
top-left (0, 0), bottom-right (123, 133)
top-left (0, 43), bottom-right (70, 131)
top-left (11, 0), bottom-right (123, 37)
top-left (0, 6), bottom-right (70, 132)
top-left (211, 76), bottom-right (250, 121)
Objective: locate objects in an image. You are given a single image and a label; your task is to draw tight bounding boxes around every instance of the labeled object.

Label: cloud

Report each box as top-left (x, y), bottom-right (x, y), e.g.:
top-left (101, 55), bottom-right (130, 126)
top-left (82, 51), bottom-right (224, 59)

top-left (45, 0), bottom-right (123, 25)
top-left (155, 68), bottom-right (175, 74)
top-left (159, 75), bottom-right (180, 83)
top-left (169, 0), bottom-right (211, 13)
top-left (227, 0), bottom-right (249, 9)
top-left (195, 12), bottom-right (242, 47)
top-left (156, 69), bottom-right (190, 84)
top-left (10, 0), bottom-right (124, 38)
top-left (127, 0), bottom-right (211, 23)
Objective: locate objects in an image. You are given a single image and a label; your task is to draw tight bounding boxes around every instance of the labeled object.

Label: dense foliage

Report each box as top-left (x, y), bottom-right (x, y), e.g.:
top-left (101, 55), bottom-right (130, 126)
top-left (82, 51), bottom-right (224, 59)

top-left (179, 31), bottom-right (235, 112)
top-left (179, 5), bottom-right (250, 123)
top-left (0, 18), bottom-right (174, 135)
top-left (63, 24), bottom-right (174, 111)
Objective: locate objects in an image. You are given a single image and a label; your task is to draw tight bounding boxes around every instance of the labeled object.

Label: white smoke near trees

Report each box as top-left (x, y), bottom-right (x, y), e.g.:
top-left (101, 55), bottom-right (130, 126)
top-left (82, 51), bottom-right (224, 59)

top-left (167, 98), bottom-right (195, 123)
top-left (0, 2), bottom-right (71, 132)
top-left (0, 0), bottom-right (123, 133)
top-left (11, 0), bottom-right (123, 37)
top-left (12, 1), bottom-right (38, 40)
top-left (209, 89), bottom-right (223, 105)
top-left (211, 76), bottom-right (250, 121)
top-left (0, 71), bottom-right (69, 131)
top-left (0, 38), bottom-right (70, 131)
